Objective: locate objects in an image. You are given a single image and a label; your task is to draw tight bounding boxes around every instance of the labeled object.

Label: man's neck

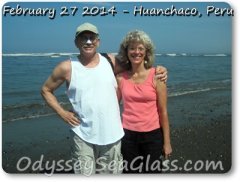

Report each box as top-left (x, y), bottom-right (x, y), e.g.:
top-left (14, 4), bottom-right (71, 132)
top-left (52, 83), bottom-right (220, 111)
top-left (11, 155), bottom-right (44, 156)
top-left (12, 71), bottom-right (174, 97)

top-left (79, 52), bottom-right (99, 67)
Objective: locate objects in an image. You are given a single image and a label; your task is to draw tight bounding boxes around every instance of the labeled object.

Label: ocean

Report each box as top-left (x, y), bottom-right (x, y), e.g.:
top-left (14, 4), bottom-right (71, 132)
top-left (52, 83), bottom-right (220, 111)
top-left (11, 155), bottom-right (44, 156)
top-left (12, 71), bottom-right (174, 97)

top-left (2, 53), bottom-right (231, 123)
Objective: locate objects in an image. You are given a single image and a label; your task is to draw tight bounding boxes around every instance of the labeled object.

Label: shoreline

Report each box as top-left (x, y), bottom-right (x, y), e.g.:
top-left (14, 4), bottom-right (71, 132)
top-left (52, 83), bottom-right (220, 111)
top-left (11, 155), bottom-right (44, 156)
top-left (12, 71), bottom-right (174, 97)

top-left (2, 88), bottom-right (231, 174)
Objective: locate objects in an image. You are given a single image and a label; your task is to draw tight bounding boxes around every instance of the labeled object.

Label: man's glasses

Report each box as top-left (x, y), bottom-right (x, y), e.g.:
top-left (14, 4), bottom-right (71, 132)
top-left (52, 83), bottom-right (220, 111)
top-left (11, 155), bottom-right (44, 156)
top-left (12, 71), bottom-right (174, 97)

top-left (79, 35), bottom-right (98, 44)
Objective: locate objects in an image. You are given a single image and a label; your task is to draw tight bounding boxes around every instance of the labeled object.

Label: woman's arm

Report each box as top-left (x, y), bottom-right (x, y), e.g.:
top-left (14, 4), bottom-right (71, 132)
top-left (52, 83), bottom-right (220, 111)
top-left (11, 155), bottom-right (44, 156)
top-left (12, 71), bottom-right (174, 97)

top-left (155, 79), bottom-right (172, 159)
top-left (115, 74), bottom-right (123, 102)
top-left (107, 54), bottom-right (125, 75)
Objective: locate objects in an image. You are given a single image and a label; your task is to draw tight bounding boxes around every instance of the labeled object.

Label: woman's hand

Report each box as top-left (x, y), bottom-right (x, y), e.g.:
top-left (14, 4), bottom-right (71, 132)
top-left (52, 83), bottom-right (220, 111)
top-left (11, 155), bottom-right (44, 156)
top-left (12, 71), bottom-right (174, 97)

top-left (163, 143), bottom-right (172, 159)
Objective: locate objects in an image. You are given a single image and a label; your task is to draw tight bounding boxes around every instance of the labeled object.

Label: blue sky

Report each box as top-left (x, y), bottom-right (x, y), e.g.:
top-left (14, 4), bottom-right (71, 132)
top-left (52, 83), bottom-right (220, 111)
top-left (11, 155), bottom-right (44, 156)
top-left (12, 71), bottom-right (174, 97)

top-left (2, 2), bottom-right (232, 54)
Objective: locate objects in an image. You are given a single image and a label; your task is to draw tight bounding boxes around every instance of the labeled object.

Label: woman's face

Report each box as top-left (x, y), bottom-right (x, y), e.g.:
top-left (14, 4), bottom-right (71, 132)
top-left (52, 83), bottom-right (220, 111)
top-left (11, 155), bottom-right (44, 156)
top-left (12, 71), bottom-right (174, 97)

top-left (127, 42), bottom-right (146, 65)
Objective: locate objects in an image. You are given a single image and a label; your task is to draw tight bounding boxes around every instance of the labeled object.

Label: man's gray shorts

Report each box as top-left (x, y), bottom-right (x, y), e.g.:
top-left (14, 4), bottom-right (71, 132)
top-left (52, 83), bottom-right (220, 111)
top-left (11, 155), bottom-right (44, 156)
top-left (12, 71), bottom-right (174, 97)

top-left (70, 130), bottom-right (123, 175)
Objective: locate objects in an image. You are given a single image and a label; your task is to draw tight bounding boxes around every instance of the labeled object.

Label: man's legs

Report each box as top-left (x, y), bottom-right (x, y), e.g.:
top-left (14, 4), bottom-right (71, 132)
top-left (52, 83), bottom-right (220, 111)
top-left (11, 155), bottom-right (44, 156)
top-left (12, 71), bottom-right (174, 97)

top-left (96, 140), bottom-right (123, 174)
top-left (70, 131), bottom-right (96, 175)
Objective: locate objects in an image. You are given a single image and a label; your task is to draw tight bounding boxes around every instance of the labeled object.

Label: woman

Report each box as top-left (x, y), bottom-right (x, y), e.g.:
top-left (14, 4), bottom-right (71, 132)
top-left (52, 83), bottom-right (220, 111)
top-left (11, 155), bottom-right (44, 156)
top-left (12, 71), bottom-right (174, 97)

top-left (116, 30), bottom-right (172, 173)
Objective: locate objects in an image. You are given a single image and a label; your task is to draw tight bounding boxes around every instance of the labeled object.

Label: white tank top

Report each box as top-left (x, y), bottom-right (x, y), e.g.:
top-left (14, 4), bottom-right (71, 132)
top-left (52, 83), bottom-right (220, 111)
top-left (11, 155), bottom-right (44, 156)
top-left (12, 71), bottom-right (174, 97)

top-left (67, 54), bottom-right (124, 145)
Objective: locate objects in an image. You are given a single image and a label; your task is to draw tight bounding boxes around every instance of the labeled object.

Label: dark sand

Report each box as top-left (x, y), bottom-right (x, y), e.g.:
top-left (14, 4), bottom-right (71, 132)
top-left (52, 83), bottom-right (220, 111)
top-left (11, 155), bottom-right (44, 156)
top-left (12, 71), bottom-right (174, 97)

top-left (2, 88), bottom-right (231, 174)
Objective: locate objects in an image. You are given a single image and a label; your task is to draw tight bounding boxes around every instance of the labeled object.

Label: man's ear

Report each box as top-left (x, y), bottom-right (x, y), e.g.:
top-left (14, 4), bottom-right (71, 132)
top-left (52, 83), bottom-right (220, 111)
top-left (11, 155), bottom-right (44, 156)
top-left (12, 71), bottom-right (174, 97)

top-left (74, 38), bottom-right (79, 48)
top-left (96, 39), bottom-right (100, 48)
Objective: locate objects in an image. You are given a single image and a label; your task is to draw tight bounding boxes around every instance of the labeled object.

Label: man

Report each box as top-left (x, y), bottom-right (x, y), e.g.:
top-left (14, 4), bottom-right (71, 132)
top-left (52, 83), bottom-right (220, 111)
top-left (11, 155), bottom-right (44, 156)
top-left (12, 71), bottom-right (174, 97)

top-left (41, 22), bottom-right (167, 175)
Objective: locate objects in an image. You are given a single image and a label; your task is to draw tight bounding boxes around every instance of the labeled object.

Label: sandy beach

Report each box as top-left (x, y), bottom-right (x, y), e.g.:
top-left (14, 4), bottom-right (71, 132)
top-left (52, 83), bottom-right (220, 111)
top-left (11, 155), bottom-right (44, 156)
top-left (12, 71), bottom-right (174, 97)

top-left (2, 87), bottom-right (231, 174)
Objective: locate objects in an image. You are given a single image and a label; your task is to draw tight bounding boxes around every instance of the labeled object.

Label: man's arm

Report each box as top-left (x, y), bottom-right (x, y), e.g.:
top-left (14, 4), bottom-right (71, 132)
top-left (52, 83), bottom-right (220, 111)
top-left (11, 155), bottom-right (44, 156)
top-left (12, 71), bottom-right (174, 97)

top-left (41, 61), bottom-right (80, 127)
top-left (155, 65), bottom-right (168, 83)
top-left (107, 54), bottom-right (125, 75)
top-left (107, 54), bottom-right (168, 82)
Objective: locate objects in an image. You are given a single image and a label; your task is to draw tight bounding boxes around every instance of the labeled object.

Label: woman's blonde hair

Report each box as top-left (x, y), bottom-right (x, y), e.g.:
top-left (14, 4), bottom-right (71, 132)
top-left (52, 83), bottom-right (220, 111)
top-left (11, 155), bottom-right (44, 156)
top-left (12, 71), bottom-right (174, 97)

top-left (117, 30), bottom-right (155, 70)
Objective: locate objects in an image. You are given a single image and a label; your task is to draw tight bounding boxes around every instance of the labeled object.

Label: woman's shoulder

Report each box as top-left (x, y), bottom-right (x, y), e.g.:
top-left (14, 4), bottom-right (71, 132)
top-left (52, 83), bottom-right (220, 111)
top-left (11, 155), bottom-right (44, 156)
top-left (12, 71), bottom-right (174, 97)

top-left (116, 71), bottom-right (128, 82)
top-left (149, 67), bottom-right (156, 74)
top-left (116, 72), bottom-right (123, 80)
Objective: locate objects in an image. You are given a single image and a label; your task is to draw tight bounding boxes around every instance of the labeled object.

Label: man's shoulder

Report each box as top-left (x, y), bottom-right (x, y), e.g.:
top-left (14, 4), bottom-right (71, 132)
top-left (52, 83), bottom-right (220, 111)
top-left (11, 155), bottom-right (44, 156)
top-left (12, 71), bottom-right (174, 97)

top-left (100, 53), bottom-right (114, 71)
top-left (59, 59), bottom-right (71, 67)
top-left (56, 59), bottom-right (71, 73)
top-left (100, 53), bottom-right (114, 62)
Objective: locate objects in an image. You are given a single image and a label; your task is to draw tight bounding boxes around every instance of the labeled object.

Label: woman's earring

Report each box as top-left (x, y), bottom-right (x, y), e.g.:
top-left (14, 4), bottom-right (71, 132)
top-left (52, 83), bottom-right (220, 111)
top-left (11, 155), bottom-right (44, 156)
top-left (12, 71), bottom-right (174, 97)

top-left (144, 60), bottom-right (147, 64)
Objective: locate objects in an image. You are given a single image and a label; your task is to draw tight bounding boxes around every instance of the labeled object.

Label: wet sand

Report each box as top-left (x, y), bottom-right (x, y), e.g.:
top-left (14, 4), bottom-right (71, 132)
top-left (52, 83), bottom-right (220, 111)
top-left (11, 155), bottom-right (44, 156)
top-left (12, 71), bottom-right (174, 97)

top-left (2, 88), bottom-right (232, 174)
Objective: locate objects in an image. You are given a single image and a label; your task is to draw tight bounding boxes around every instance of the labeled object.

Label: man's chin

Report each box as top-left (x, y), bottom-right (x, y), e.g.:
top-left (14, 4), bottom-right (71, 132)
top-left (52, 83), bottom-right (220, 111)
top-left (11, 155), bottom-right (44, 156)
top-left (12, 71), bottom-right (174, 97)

top-left (82, 47), bottom-right (95, 53)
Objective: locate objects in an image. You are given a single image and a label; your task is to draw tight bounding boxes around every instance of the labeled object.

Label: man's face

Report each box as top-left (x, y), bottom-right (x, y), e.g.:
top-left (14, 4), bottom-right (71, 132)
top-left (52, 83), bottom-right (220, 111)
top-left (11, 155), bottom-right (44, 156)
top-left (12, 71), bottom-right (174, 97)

top-left (76, 31), bottom-right (99, 55)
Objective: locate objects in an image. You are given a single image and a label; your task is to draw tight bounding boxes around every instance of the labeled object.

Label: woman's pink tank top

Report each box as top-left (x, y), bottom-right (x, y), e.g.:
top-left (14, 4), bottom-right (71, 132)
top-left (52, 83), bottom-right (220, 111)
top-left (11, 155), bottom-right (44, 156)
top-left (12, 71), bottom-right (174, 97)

top-left (120, 68), bottom-right (161, 132)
